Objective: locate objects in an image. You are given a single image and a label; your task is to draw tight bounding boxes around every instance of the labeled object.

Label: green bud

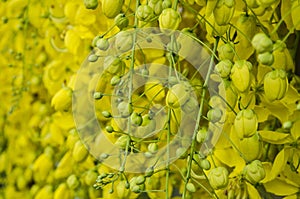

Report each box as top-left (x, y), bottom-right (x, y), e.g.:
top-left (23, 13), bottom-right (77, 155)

top-left (207, 107), bottom-right (223, 123)
top-left (208, 167), bottom-right (229, 190)
top-left (186, 182), bottom-right (196, 193)
top-left (114, 14), bottom-right (129, 30)
top-left (136, 5), bottom-right (154, 22)
top-left (218, 43), bottom-right (235, 61)
top-left (105, 125), bottom-right (114, 133)
top-left (159, 8), bottom-right (181, 34)
top-left (148, 143), bottom-right (158, 154)
top-left (215, 60), bottom-right (233, 78)
top-left (136, 176), bottom-right (146, 185)
top-left (93, 92), bottom-right (103, 100)
top-left (243, 160), bottom-right (265, 184)
top-left (283, 121), bottom-right (293, 129)
top-left (110, 75), bottom-right (121, 86)
top-left (84, 0), bottom-right (98, 9)
top-left (88, 54), bottom-right (98, 62)
top-left (196, 127), bottom-right (208, 143)
top-left (145, 166), bottom-right (154, 177)
top-left (96, 38), bottom-right (109, 51)
top-left (117, 101), bottom-right (133, 117)
top-left (162, 0), bottom-right (172, 8)
top-left (100, 153), bottom-right (109, 159)
top-left (257, 52), bottom-right (274, 66)
top-left (67, 175), bottom-right (80, 189)
top-left (102, 111), bottom-right (111, 118)
top-left (115, 135), bottom-right (130, 149)
top-left (199, 158), bottom-right (211, 170)
top-left (115, 31), bottom-right (134, 52)
top-left (234, 109), bottom-right (258, 139)
top-left (131, 112), bottom-right (143, 126)
top-left (252, 33), bottom-right (273, 53)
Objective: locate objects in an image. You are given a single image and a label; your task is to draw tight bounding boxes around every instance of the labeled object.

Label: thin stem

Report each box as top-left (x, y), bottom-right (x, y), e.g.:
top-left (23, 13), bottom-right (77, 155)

top-left (182, 37), bottom-right (219, 199)
top-left (120, 0), bottom-right (140, 173)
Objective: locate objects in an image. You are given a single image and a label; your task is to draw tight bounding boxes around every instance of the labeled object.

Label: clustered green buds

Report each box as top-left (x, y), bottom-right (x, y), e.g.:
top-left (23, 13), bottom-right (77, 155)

top-left (208, 167), bottom-right (229, 190)
top-left (263, 69), bottom-right (288, 101)
top-left (243, 160), bottom-right (266, 184)
top-left (234, 109), bottom-right (258, 139)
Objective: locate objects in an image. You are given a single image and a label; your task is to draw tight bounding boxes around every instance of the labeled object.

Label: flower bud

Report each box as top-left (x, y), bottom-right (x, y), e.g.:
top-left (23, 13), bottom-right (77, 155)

top-left (208, 167), bottom-right (229, 190)
top-left (136, 176), bottom-right (146, 185)
top-left (136, 5), bottom-right (154, 22)
top-left (213, 0), bottom-right (235, 26)
top-left (217, 43), bottom-right (235, 61)
top-left (234, 109), bottom-right (258, 139)
top-left (115, 135), bottom-right (130, 149)
top-left (84, 0), bottom-right (98, 10)
top-left (243, 160), bottom-right (266, 184)
top-left (131, 112), bottom-right (143, 126)
top-left (114, 14), bottom-right (129, 30)
top-left (207, 107), bottom-right (223, 123)
top-left (162, 0), bottom-right (172, 8)
top-left (148, 143), bottom-right (158, 153)
top-left (115, 31), bottom-right (134, 52)
top-left (264, 69), bottom-right (288, 101)
top-left (73, 140), bottom-right (89, 162)
top-left (51, 87), bottom-right (72, 112)
top-left (230, 60), bottom-right (252, 93)
top-left (159, 8), bottom-right (181, 34)
top-left (196, 127), bottom-right (208, 143)
top-left (186, 182), bottom-right (196, 193)
top-left (257, 51), bottom-right (274, 66)
top-left (166, 83), bottom-right (190, 109)
top-left (54, 183), bottom-right (71, 199)
top-left (104, 56), bottom-right (125, 75)
top-left (84, 170), bottom-right (98, 186)
top-left (96, 38), bottom-right (109, 51)
top-left (102, 0), bottom-right (123, 18)
top-left (67, 175), bottom-right (80, 189)
top-left (199, 158), bottom-right (211, 170)
top-left (215, 60), bottom-right (233, 78)
top-left (149, 0), bottom-right (163, 15)
top-left (251, 33), bottom-right (273, 53)
top-left (117, 101), bottom-right (133, 117)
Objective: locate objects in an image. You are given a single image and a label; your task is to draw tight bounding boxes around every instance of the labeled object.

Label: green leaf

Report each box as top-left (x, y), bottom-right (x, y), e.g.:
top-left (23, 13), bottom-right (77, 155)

top-left (258, 131), bottom-right (291, 144)
top-left (270, 148), bottom-right (291, 180)
top-left (264, 178), bottom-right (299, 196)
top-left (246, 182), bottom-right (261, 199)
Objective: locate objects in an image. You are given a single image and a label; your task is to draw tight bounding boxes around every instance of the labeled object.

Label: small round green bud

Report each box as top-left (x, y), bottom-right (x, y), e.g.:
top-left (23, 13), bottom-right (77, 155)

top-left (105, 125), bottom-right (114, 133)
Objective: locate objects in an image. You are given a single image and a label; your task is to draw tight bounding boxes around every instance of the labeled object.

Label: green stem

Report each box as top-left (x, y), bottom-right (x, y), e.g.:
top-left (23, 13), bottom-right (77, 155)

top-left (182, 36), bottom-right (219, 199)
top-left (120, 0), bottom-right (140, 173)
